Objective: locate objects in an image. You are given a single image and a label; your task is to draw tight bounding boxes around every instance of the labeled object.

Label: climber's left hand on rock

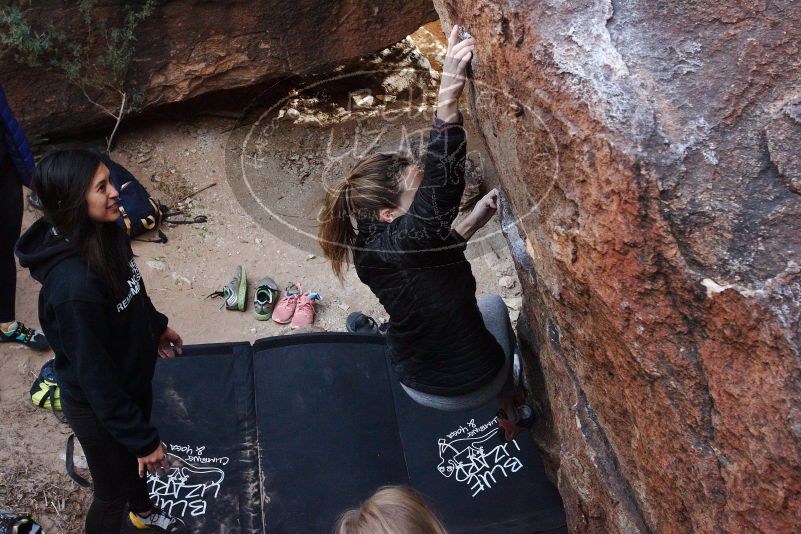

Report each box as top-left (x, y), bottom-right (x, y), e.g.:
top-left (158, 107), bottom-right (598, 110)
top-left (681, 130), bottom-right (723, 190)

top-left (438, 25), bottom-right (475, 122)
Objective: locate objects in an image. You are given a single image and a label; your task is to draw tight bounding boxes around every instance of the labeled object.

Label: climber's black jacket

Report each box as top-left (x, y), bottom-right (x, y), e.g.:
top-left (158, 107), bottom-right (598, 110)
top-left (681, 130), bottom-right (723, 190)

top-left (16, 218), bottom-right (167, 457)
top-left (354, 117), bottom-right (505, 396)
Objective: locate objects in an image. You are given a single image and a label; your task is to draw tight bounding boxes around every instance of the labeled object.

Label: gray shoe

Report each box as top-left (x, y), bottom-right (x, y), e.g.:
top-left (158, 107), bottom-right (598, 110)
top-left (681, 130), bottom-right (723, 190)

top-left (253, 276), bottom-right (280, 320)
top-left (207, 266), bottom-right (247, 311)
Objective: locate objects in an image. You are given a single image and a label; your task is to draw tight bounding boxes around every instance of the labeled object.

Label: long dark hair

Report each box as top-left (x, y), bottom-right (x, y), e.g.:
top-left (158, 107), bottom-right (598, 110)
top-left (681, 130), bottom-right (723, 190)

top-left (33, 149), bottom-right (133, 298)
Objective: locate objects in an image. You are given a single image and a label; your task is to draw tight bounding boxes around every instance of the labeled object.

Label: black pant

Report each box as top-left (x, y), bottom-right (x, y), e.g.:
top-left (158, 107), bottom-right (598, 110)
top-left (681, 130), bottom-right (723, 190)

top-left (62, 397), bottom-right (155, 534)
top-left (0, 166), bottom-right (23, 324)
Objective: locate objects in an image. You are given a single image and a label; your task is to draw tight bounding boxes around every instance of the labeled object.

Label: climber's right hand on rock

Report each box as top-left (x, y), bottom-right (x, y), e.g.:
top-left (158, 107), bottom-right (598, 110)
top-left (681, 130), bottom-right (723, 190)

top-left (454, 188), bottom-right (498, 241)
top-left (437, 25), bottom-right (475, 122)
top-left (466, 187), bottom-right (498, 230)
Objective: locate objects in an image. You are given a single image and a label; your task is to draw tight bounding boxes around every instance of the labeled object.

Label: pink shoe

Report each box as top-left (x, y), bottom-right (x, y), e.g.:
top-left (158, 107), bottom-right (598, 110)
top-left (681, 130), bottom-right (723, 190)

top-left (291, 292), bottom-right (321, 329)
top-left (272, 283), bottom-right (302, 324)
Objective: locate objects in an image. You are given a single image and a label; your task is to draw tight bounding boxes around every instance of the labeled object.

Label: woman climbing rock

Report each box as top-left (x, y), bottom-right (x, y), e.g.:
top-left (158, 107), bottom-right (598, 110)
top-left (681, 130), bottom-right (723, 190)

top-left (318, 25), bottom-right (533, 440)
top-left (16, 150), bottom-right (185, 533)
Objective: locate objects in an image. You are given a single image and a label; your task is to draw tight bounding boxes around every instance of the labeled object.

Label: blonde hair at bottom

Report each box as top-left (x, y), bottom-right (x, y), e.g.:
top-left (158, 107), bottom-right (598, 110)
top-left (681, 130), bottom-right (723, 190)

top-left (334, 485), bottom-right (448, 534)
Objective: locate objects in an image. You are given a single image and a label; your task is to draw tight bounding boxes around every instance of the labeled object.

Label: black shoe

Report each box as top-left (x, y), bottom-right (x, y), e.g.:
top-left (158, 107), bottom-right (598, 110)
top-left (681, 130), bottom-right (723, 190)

top-left (1, 321), bottom-right (49, 350)
top-left (497, 405), bottom-right (536, 443)
top-left (346, 312), bottom-right (388, 334)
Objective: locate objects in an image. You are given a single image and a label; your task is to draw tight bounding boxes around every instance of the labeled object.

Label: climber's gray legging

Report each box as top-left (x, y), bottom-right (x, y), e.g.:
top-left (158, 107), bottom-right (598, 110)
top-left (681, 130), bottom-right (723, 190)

top-left (401, 294), bottom-right (516, 411)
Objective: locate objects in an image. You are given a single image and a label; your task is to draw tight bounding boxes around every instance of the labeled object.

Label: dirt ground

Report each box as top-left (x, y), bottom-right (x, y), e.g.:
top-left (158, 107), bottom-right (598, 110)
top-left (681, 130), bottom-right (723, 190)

top-left (0, 24), bottom-right (522, 532)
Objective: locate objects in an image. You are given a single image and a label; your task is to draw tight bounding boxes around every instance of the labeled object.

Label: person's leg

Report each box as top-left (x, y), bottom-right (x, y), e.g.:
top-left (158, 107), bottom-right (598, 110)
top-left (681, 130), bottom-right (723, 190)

top-left (477, 294), bottom-right (515, 358)
top-left (0, 172), bottom-right (23, 328)
top-left (129, 389), bottom-right (156, 515)
top-left (125, 390), bottom-right (185, 531)
top-left (400, 350), bottom-right (512, 411)
top-left (128, 473), bottom-right (156, 514)
top-left (84, 494), bottom-right (129, 534)
top-left (477, 294), bottom-right (530, 436)
top-left (62, 399), bottom-right (141, 534)
top-left (0, 171), bottom-right (48, 349)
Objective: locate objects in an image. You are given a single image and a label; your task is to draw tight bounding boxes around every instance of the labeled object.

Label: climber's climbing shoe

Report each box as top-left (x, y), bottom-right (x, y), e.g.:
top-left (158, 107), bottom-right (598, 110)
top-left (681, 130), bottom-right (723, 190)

top-left (497, 404), bottom-right (535, 443)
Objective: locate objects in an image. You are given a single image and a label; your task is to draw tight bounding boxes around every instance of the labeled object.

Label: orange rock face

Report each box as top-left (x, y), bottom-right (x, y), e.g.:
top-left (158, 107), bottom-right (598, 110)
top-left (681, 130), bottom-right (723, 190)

top-left (432, 1), bottom-right (801, 532)
top-left (1, 0), bottom-right (437, 137)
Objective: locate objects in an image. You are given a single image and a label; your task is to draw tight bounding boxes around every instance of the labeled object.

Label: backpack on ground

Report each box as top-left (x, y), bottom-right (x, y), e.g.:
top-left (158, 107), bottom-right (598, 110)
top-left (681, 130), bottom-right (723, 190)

top-left (0, 512), bottom-right (43, 534)
top-left (97, 153), bottom-right (206, 243)
top-left (99, 154), bottom-right (165, 239)
top-left (30, 358), bottom-right (62, 415)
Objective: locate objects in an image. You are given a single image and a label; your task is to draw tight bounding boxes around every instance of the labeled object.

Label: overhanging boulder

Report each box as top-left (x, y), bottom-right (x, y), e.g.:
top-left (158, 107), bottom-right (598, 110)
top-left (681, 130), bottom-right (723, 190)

top-left (431, 1), bottom-right (801, 532)
top-left (1, 0), bottom-right (437, 138)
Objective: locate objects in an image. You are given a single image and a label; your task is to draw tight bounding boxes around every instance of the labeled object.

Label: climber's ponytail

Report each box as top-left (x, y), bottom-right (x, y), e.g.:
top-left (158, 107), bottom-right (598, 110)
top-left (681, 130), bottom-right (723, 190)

top-left (317, 152), bottom-right (412, 280)
top-left (318, 180), bottom-right (356, 281)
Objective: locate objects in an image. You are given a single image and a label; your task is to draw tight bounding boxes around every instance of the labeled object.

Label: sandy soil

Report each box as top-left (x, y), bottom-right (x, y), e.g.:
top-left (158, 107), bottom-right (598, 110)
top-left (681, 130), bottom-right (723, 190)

top-left (0, 27), bottom-right (521, 532)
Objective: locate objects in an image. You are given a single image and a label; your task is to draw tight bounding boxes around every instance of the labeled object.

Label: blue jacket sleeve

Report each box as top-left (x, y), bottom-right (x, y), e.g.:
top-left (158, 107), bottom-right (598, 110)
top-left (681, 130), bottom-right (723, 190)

top-left (0, 85), bottom-right (35, 188)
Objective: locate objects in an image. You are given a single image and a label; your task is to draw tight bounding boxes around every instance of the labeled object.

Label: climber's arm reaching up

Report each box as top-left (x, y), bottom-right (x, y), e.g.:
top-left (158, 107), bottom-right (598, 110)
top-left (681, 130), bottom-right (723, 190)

top-left (437, 25), bottom-right (474, 123)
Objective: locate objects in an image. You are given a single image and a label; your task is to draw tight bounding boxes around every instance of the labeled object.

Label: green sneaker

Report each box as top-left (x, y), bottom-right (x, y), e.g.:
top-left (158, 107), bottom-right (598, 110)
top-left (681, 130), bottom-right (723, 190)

top-left (207, 266), bottom-right (247, 311)
top-left (253, 276), bottom-right (280, 320)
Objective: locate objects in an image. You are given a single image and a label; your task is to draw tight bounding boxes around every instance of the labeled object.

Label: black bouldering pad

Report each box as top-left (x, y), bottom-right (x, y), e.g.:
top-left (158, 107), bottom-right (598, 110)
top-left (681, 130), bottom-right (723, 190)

top-left (149, 342), bottom-right (261, 532)
top-left (147, 333), bottom-right (566, 533)
top-left (253, 334), bottom-right (409, 532)
top-left (389, 372), bottom-right (566, 533)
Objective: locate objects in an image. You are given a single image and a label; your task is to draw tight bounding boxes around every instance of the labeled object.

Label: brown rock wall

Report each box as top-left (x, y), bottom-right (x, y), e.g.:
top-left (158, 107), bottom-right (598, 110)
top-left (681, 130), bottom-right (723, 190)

top-left (433, 1), bottom-right (801, 532)
top-left (1, 0), bottom-right (437, 138)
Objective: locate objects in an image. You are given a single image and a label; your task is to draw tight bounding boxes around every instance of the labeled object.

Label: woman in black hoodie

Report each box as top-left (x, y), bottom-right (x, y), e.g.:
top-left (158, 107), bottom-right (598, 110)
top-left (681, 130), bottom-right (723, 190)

top-left (16, 150), bottom-right (184, 533)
